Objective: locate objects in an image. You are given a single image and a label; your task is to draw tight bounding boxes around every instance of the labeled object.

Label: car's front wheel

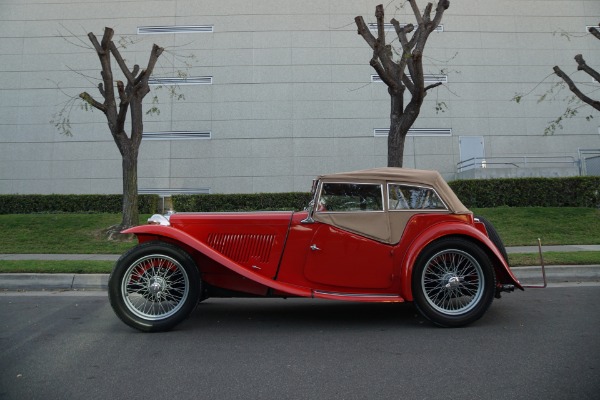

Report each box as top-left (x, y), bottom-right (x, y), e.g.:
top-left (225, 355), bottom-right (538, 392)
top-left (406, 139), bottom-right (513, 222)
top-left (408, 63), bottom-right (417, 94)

top-left (108, 241), bottom-right (201, 332)
top-left (412, 238), bottom-right (496, 327)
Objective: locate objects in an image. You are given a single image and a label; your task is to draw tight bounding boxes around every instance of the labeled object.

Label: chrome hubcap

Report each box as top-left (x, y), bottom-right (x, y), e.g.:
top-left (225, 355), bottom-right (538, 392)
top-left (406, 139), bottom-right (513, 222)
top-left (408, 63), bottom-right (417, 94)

top-left (444, 274), bottom-right (462, 289)
top-left (148, 277), bottom-right (167, 297)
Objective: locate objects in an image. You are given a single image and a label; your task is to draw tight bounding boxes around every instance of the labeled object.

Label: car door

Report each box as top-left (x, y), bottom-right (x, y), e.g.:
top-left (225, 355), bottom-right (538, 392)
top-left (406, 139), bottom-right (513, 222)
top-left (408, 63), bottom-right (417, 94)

top-left (303, 223), bottom-right (394, 289)
top-left (304, 181), bottom-right (394, 289)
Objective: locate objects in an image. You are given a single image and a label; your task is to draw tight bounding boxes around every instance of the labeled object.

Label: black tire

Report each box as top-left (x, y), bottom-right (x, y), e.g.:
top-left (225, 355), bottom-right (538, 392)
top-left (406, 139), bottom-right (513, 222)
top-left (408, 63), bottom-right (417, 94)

top-left (108, 241), bottom-right (201, 332)
top-left (475, 215), bottom-right (509, 264)
top-left (412, 238), bottom-right (496, 327)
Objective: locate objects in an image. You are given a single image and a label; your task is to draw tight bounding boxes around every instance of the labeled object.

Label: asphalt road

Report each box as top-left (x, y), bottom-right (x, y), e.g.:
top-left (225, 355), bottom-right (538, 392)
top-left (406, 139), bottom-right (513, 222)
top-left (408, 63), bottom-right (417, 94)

top-left (1, 285), bottom-right (599, 400)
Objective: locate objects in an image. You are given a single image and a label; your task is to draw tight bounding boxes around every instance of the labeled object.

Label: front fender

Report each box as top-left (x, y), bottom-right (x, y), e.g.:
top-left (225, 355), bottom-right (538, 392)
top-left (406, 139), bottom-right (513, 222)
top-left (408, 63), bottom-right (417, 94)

top-left (123, 225), bottom-right (312, 297)
top-left (399, 221), bottom-right (523, 301)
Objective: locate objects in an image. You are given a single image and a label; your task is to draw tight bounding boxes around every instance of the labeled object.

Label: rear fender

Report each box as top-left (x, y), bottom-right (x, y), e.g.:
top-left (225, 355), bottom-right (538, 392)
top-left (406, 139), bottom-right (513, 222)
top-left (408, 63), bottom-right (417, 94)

top-left (399, 222), bottom-right (523, 300)
top-left (123, 225), bottom-right (312, 297)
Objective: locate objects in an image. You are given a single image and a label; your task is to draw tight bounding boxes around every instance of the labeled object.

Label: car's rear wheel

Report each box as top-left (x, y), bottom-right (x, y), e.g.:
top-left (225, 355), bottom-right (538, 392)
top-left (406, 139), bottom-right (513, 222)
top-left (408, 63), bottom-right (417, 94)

top-left (412, 238), bottom-right (496, 327)
top-left (108, 241), bottom-right (200, 332)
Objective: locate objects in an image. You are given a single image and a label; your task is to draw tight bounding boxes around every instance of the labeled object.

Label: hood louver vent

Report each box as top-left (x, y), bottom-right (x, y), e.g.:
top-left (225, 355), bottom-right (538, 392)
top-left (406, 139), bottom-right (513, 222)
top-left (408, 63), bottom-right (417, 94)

top-left (208, 233), bottom-right (275, 263)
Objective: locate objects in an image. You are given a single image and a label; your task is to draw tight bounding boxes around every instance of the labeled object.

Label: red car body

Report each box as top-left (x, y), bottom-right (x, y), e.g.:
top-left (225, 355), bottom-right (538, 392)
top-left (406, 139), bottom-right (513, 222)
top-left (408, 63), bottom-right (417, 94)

top-left (108, 168), bottom-right (522, 331)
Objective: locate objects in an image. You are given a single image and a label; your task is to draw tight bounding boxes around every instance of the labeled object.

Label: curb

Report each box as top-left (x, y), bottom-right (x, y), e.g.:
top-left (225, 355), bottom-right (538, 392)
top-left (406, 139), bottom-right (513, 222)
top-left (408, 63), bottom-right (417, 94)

top-left (512, 265), bottom-right (600, 285)
top-left (1, 265), bottom-right (599, 291)
top-left (0, 273), bottom-right (109, 291)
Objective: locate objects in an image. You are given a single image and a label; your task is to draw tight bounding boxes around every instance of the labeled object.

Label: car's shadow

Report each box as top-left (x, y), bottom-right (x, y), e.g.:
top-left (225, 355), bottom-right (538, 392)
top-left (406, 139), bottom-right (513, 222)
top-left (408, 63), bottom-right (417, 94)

top-left (182, 298), bottom-right (428, 331)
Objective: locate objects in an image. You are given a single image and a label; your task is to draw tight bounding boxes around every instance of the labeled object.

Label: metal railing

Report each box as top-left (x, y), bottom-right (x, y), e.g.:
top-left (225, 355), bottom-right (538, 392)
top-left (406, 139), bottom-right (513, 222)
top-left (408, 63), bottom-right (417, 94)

top-left (457, 155), bottom-right (579, 173)
top-left (579, 149), bottom-right (600, 176)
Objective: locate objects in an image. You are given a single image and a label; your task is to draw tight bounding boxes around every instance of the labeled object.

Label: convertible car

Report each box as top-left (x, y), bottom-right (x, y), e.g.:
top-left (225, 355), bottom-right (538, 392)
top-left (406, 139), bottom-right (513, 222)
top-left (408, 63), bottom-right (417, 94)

top-left (108, 168), bottom-right (523, 332)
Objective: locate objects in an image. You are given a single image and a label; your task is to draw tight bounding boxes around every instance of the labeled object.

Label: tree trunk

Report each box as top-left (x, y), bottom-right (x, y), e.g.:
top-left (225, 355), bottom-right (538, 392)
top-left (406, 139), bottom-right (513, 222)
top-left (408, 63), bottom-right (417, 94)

top-left (120, 146), bottom-right (139, 230)
top-left (388, 91), bottom-right (405, 167)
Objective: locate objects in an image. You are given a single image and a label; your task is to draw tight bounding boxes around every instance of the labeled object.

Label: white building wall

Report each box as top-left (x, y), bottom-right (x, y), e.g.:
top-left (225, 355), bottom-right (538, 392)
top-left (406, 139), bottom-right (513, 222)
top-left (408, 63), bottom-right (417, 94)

top-left (0, 0), bottom-right (599, 194)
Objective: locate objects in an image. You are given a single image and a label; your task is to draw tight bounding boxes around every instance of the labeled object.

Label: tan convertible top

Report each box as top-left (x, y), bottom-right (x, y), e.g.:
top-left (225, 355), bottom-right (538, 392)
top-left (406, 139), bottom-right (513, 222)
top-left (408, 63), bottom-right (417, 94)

top-left (313, 168), bottom-right (470, 244)
top-left (317, 167), bottom-right (469, 214)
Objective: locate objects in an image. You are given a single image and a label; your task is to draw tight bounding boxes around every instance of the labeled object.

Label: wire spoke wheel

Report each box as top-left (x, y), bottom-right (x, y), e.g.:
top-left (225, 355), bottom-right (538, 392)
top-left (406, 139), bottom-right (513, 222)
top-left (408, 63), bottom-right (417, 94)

top-left (123, 255), bottom-right (190, 320)
top-left (109, 241), bottom-right (200, 332)
top-left (412, 238), bottom-right (495, 327)
top-left (421, 249), bottom-right (484, 315)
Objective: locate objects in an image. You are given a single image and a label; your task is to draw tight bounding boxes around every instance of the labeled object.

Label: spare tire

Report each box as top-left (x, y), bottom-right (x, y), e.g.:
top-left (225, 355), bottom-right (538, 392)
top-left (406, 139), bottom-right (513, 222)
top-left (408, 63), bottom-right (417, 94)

top-left (475, 215), bottom-right (509, 263)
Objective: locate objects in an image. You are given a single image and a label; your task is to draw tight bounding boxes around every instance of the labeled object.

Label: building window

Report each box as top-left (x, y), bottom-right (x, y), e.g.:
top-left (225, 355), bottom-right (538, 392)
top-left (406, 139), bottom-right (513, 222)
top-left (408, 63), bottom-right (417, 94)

top-left (373, 128), bottom-right (452, 137)
top-left (137, 25), bottom-right (214, 34)
top-left (371, 74), bottom-right (447, 83)
top-left (368, 23), bottom-right (443, 32)
top-left (142, 131), bottom-right (212, 141)
top-left (138, 188), bottom-right (211, 196)
top-left (148, 76), bottom-right (213, 86)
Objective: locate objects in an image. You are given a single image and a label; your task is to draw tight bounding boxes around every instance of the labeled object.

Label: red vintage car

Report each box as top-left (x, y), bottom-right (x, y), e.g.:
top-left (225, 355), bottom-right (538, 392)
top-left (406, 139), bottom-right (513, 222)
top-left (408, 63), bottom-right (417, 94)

top-left (108, 168), bottom-right (523, 331)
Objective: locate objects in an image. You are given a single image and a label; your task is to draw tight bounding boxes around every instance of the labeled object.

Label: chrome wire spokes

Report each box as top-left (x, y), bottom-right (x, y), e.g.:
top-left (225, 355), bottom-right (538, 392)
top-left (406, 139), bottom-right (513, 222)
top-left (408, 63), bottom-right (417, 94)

top-left (122, 255), bottom-right (189, 320)
top-left (422, 249), bottom-right (484, 315)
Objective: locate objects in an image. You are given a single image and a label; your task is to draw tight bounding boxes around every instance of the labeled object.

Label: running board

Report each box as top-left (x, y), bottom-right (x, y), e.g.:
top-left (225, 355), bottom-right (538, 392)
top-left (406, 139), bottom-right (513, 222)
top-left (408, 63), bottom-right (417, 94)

top-left (313, 290), bottom-right (405, 302)
top-left (521, 238), bottom-right (548, 289)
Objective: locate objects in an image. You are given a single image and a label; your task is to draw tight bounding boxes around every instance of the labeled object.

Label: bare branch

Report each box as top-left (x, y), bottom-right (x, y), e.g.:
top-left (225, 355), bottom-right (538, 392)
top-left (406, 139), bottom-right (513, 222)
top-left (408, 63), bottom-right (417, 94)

top-left (422, 3), bottom-right (433, 24)
top-left (79, 92), bottom-right (107, 113)
top-left (553, 66), bottom-right (600, 111)
top-left (57, 23), bottom-right (93, 50)
top-left (87, 32), bottom-right (104, 55)
top-left (390, 18), bottom-right (413, 53)
top-left (409, 0), bottom-right (424, 26)
top-left (574, 54), bottom-right (600, 83)
top-left (402, 74), bottom-right (415, 94)
top-left (431, 1), bottom-right (450, 32)
top-left (424, 81), bottom-right (443, 92)
top-left (371, 59), bottom-right (397, 89)
top-left (109, 42), bottom-right (135, 83)
top-left (354, 16), bottom-right (377, 49)
top-left (100, 27), bottom-right (113, 51)
top-left (589, 24), bottom-right (600, 41)
top-left (375, 4), bottom-right (385, 42)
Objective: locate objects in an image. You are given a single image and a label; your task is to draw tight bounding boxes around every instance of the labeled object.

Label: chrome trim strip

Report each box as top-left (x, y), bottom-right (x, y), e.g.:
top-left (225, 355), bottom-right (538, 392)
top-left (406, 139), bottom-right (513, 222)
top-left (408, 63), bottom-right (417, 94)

top-left (313, 290), bottom-right (399, 298)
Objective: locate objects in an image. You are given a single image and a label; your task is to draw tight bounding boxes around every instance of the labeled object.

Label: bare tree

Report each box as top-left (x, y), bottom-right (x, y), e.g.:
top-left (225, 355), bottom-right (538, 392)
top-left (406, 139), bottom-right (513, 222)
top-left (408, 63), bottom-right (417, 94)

top-left (552, 24), bottom-right (600, 112)
top-left (355, 1), bottom-right (450, 167)
top-left (514, 24), bottom-right (600, 134)
top-left (64, 27), bottom-right (163, 232)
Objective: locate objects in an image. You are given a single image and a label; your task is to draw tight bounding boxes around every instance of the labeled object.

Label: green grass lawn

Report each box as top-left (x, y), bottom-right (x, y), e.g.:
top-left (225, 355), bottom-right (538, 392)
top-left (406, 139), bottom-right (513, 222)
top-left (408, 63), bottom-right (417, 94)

top-left (472, 207), bottom-right (600, 246)
top-left (0, 208), bottom-right (598, 273)
top-left (0, 214), bottom-right (147, 254)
